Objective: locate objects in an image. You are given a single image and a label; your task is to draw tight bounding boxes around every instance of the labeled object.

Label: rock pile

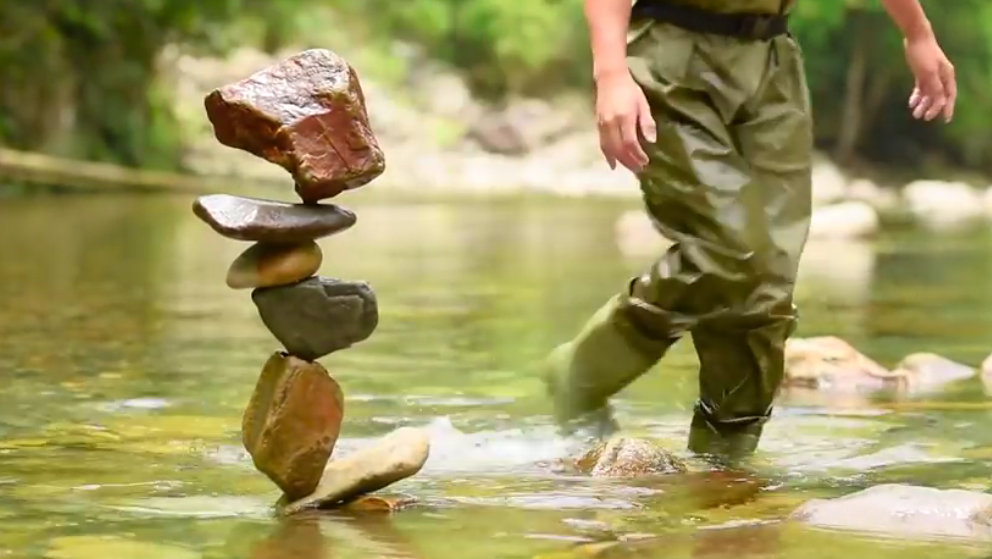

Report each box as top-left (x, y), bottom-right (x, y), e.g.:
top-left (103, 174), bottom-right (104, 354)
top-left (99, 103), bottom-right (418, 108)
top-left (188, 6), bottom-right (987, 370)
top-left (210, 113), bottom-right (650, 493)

top-left (783, 336), bottom-right (976, 395)
top-left (191, 48), bottom-right (429, 513)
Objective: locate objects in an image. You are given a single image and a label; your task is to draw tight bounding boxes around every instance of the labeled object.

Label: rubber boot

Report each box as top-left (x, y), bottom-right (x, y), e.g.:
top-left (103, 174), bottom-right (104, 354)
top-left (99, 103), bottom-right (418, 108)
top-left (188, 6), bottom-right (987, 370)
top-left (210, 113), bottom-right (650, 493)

top-left (541, 295), bottom-right (672, 438)
top-left (686, 406), bottom-right (768, 467)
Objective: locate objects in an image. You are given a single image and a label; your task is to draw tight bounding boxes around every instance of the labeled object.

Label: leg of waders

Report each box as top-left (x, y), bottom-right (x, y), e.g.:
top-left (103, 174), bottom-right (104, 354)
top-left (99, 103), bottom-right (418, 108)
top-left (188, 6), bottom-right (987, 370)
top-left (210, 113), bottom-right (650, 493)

top-left (685, 35), bottom-right (813, 464)
top-left (604, 24), bottom-right (812, 462)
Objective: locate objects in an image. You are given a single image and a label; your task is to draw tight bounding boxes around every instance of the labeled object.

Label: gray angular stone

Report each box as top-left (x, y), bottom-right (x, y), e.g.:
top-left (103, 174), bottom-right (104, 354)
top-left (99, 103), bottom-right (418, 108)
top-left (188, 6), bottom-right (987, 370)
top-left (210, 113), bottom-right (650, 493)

top-left (252, 276), bottom-right (378, 360)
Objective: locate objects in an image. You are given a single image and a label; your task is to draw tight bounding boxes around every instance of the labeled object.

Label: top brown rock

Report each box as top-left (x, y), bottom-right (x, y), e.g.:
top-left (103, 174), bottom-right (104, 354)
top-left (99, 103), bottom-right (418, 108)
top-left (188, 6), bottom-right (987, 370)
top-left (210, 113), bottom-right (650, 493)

top-left (204, 49), bottom-right (385, 203)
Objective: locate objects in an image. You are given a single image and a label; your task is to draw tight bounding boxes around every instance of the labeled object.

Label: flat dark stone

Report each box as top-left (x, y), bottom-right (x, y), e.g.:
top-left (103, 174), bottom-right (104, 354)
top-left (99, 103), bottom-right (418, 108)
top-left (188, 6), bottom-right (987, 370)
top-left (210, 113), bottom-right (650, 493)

top-left (192, 194), bottom-right (356, 243)
top-left (252, 276), bottom-right (378, 360)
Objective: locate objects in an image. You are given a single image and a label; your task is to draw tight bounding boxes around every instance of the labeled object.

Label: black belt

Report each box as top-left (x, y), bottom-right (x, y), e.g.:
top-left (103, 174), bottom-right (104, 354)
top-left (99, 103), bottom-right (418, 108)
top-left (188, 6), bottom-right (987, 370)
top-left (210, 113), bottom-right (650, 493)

top-left (631, 1), bottom-right (790, 41)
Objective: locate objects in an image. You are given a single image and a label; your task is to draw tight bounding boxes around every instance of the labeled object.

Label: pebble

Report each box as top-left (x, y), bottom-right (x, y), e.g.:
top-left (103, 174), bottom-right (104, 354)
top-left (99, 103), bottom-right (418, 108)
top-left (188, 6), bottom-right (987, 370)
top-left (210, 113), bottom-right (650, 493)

top-left (193, 194), bottom-right (356, 243)
top-left (204, 48), bottom-right (385, 203)
top-left (242, 352), bottom-right (344, 500)
top-left (226, 241), bottom-right (322, 289)
top-left (252, 276), bottom-right (378, 361)
top-left (280, 427), bottom-right (430, 515)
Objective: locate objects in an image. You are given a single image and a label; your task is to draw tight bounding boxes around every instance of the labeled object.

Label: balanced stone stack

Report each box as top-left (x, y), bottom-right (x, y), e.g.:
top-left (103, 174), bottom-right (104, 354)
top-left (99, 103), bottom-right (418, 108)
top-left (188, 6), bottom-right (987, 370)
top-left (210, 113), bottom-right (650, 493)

top-left (191, 49), bottom-right (429, 513)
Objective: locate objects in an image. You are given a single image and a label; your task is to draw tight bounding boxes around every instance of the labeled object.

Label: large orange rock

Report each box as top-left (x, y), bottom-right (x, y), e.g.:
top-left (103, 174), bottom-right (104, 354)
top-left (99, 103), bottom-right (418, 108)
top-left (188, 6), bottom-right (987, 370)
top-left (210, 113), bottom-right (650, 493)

top-left (204, 49), bottom-right (385, 203)
top-left (243, 352), bottom-right (344, 500)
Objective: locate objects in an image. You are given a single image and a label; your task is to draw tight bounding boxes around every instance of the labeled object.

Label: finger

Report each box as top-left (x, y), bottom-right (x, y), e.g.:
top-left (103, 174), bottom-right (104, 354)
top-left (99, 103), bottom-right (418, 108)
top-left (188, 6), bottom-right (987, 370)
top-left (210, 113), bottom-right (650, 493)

top-left (909, 85), bottom-right (921, 109)
top-left (941, 64), bottom-right (957, 122)
top-left (918, 73), bottom-right (946, 120)
top-left (599, 119), bottom-right (623, 170)
top-left (619, 114), bottom-right (648, 172)
top-left (599, 139), bottom-right (617, 170)
top-left (638, 96), bottom-right (657, 144)
top-left (925, 98), bottom-right (946, 121)
top-left (913, 96), bottom-right (932, 120)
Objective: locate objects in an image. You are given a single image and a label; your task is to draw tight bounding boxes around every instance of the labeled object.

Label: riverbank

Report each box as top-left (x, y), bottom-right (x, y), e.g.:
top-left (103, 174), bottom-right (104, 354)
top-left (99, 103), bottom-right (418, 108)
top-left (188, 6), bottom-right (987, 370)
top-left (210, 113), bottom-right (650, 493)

top-left (157, 43), bottom-right (992, 237)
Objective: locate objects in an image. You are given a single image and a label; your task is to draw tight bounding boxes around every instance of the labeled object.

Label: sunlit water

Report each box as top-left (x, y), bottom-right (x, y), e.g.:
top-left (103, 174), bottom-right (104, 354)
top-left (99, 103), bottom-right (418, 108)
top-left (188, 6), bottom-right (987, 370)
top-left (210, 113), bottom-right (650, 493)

top-left (2, 190), bottom-right (992, 559)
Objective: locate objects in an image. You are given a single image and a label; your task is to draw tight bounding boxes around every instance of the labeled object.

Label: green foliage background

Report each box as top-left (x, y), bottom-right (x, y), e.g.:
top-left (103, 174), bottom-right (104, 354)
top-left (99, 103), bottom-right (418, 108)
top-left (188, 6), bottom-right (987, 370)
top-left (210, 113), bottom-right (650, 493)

top-left (1, 0), bottom-right (989, 178)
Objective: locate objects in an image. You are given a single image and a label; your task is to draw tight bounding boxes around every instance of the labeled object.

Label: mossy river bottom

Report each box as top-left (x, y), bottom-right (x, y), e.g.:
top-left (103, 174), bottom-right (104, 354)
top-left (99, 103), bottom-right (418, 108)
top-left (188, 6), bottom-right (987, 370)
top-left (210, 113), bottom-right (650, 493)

top-left (3, 191), bottom-right (992, 559)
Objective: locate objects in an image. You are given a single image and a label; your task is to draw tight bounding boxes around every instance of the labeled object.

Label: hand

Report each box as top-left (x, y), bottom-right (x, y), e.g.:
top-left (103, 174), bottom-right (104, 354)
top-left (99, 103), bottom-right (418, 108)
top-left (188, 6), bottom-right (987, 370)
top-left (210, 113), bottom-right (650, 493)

top-left (595, 70), bottom-right (656, 172)
top-left (903, 33), bottom-right (956, 122)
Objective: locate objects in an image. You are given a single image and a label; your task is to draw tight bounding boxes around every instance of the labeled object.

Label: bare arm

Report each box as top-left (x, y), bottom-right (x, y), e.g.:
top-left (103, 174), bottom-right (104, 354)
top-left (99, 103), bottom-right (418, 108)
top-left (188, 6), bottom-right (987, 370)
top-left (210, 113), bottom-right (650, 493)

top-left (584, 0), bottom-right (633, 82)
top-left (877, 0), bottom-right (956, 122)
top-left (877, 0), bottom-right (933, 41)
top-left (584, 0), bottom-right (656, 172)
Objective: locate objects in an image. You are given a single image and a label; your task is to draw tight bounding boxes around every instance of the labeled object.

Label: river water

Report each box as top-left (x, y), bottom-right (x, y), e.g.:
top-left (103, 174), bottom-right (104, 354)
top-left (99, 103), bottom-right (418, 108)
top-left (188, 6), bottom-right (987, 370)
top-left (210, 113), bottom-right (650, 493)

top-left (2, 190), bottom-right (992, 559)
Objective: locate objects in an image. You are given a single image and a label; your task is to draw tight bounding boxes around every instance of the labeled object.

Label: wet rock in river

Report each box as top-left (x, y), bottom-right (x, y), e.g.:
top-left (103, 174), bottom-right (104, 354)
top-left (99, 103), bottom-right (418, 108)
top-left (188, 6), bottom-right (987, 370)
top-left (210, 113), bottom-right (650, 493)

top-left (784, 336), bottom-right (902, 392)
top-left (204, 48), bottom-right (385, 203)
top-left (575, 436), bottom-right (687, 477)
top-left (193, 194), bottom-right (356, 243)
top-left (792, 484), bottom-right (992, 541)
top-left (226, 241), bottom-right (322, 289)
top-left (982, 353), bottom-right (992, 395)
top-left (280, 427), bottom-right (430, 515)
top-left (785, 337), bottom-right (976, 395)
top-left (252, 276), bottom-right (378, 361)
top-left (890, 352), bottom-right (975, 391)
top-left (243, 352), bottom-right (344, 500)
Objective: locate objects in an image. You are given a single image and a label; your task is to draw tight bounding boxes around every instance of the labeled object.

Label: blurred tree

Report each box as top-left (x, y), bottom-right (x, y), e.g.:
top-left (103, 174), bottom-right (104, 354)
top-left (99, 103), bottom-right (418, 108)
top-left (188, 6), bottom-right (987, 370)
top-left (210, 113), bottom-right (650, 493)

top-left (0, 0), bottom-right (301, 169)
top-left (1, 0), bottom-right (991, 178)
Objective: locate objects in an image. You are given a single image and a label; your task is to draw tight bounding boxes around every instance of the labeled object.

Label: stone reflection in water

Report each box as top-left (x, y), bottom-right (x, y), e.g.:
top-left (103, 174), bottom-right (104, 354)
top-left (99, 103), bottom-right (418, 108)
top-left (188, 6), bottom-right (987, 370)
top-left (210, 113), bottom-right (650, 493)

top-left (690, 523), bottom-right (782, 559)
top-left (249, 512), bottom-right (420, 559)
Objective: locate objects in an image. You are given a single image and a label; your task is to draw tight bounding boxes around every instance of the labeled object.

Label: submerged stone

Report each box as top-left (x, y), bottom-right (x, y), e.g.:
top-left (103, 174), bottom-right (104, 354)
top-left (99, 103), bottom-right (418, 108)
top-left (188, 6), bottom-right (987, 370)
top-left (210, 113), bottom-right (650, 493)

top-left (204, 48), bottom-right (385, 203)
top-left (341, 494), bottom-right (418, 514)
top-left (785, 338), bottom-right (977, 395)
top-left (792, 484), bottom-right (992, 541)
top-left (784, 336), bottom-right (900, 392)
top-left (193, 194), bottom-right (355, 243)
top-left (252, 276), bottom-right (378, 361)
top-left (890, 352), bottom-right (975, 391)
top-left (280, 427), bottom-right (430, 515)
top-left (226, 241), bottom-right (322, 289)
top-left (575, 436), bottom-right (686, 477)
top-left (242, 352), bottom-right (344, 500)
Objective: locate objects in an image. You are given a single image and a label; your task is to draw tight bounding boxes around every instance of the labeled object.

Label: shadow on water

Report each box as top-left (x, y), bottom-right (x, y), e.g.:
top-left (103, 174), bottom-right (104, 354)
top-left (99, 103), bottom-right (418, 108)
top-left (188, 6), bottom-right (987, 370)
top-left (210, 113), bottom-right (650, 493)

top-left (2, 191), bottom-right (992, 558)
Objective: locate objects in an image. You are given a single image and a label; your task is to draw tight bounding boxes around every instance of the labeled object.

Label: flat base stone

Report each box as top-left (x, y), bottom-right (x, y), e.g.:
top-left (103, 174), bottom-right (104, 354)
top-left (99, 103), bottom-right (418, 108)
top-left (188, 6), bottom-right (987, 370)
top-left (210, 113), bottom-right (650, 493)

top-left (279, 427), bottom-right (430, 516)
top-left (243, 352), bottom-right (344, 500)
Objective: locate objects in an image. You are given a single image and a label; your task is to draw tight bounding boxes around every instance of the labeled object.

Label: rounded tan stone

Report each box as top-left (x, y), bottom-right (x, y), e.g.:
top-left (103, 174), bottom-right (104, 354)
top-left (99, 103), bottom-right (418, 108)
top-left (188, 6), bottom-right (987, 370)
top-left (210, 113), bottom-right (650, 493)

top-left (226, 241), bottom-right (322, 289)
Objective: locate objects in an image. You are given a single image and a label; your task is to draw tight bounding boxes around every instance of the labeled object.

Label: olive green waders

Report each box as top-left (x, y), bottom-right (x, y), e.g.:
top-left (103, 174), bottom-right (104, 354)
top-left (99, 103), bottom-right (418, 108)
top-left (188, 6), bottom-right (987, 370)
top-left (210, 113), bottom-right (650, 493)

top-left (544, 0), bottom-right (812, 463)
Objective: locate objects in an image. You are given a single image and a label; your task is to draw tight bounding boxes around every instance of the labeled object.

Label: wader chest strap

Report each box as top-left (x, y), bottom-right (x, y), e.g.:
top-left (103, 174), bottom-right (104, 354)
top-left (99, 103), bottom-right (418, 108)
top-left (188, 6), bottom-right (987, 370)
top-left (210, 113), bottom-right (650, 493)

top-left (631, 0), bottom-right (790, 41)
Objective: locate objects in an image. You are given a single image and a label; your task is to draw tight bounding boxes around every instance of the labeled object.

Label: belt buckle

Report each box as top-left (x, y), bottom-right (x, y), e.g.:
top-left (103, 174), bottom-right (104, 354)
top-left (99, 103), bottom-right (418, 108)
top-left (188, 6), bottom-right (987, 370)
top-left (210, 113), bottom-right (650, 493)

top-left (738, 14), bottom-right (773, 40)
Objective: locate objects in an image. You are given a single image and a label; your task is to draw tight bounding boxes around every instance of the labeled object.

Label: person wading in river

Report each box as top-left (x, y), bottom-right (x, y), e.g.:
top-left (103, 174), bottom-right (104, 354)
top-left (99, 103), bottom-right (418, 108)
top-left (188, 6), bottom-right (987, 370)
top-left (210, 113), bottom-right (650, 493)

top-left (541, 0), bottom-right (957, 463)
